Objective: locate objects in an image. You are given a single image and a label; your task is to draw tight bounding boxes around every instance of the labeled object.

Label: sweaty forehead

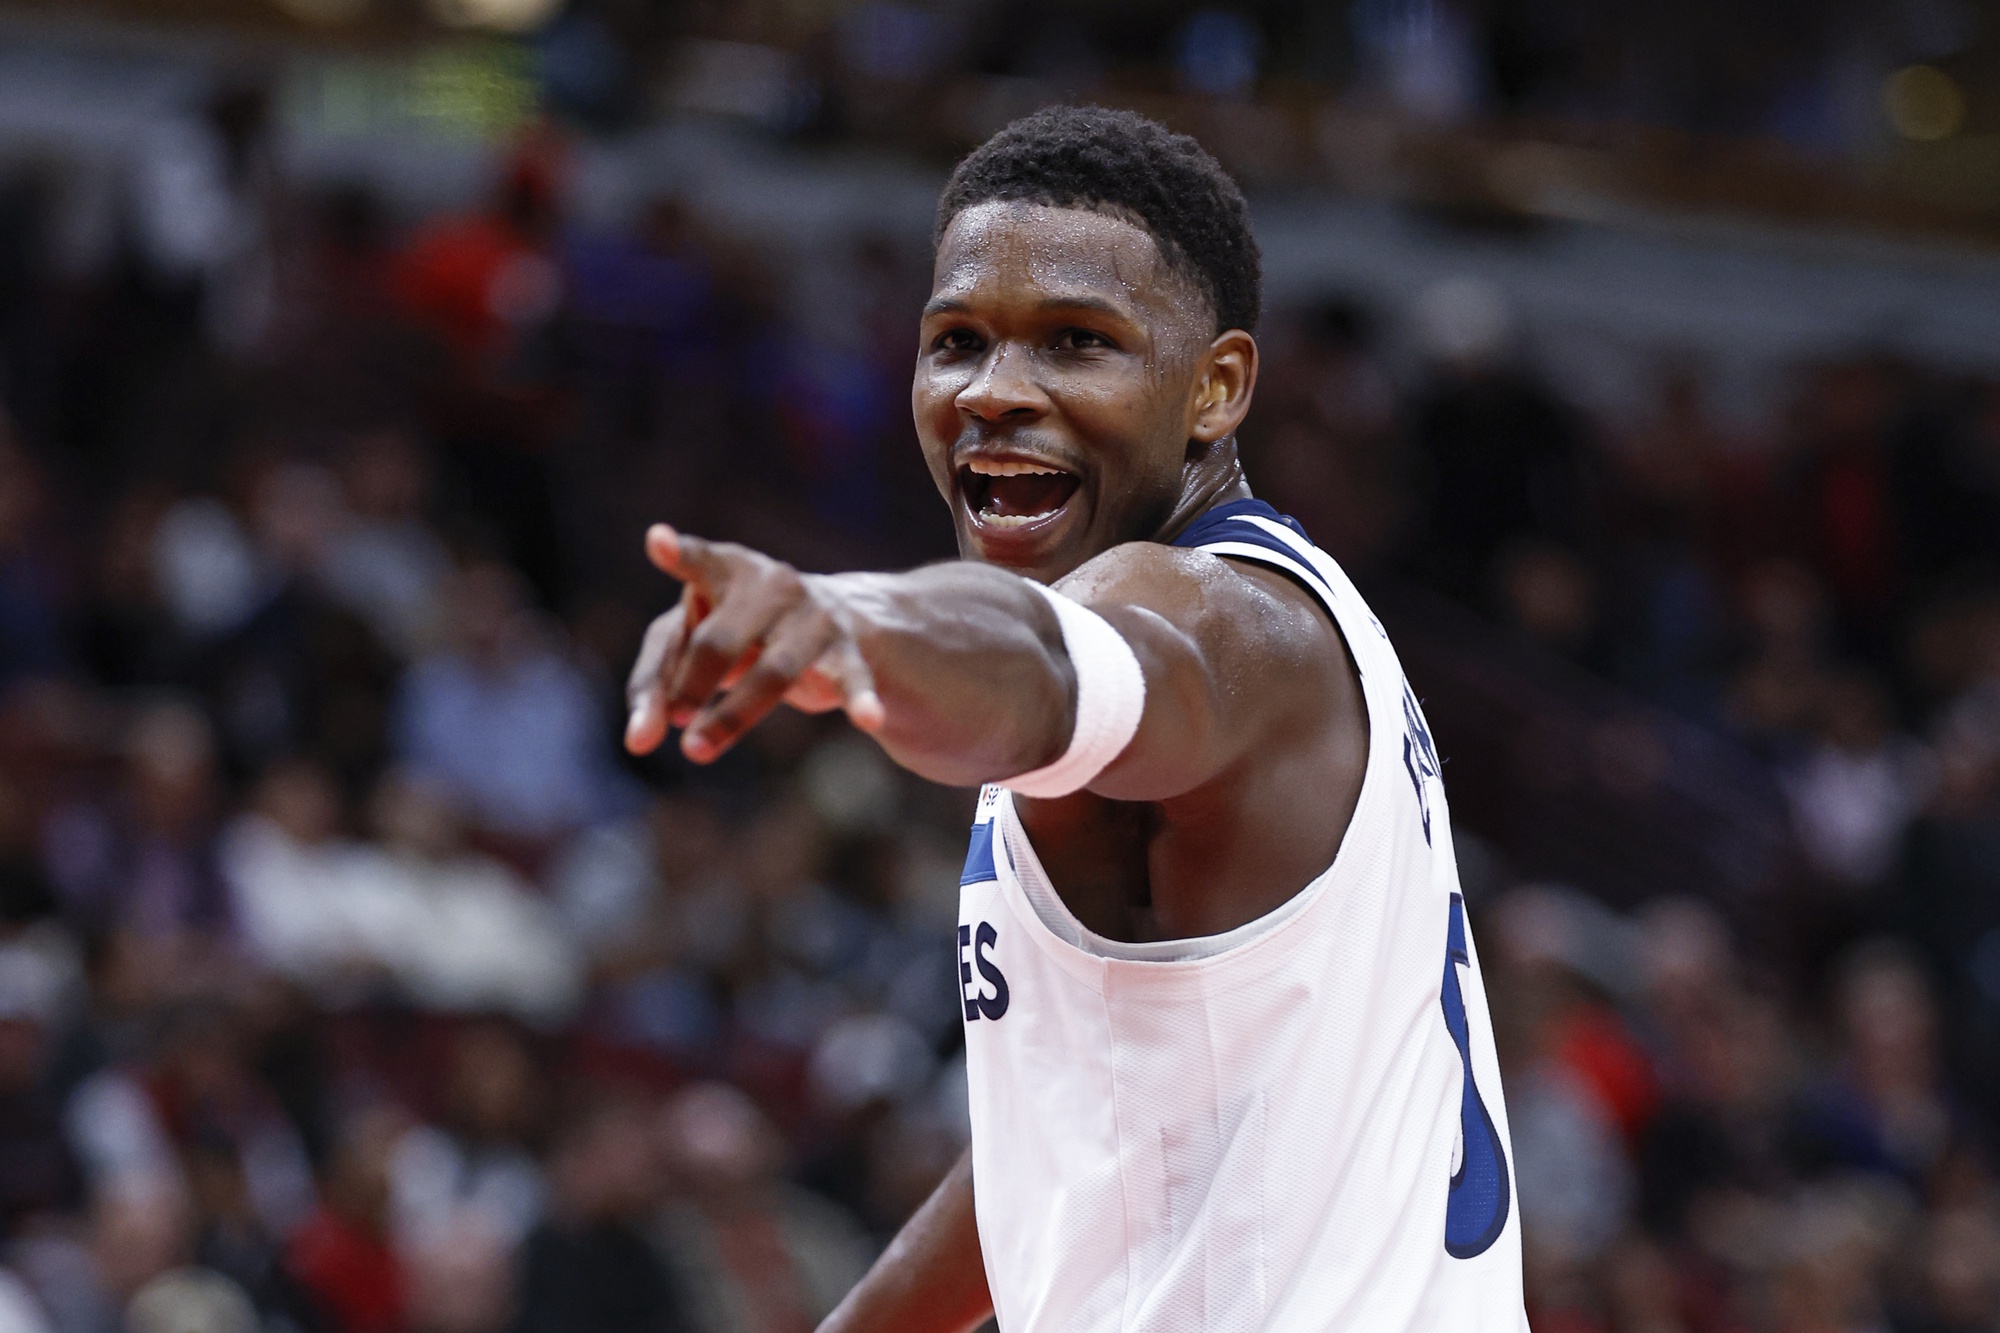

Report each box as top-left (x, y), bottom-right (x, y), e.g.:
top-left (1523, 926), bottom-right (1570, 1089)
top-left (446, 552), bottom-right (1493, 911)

top-left (931, 201), bottom-right (1211, 335)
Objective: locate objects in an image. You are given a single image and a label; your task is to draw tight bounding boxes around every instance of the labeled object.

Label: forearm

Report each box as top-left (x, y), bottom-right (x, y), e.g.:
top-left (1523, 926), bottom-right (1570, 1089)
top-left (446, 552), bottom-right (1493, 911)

top-left (626, 525), bottom-right (1251, 795)
top-left (817, 563), bottom-right (1074, 786)
top-left (820, 1148), bottom-right (992, 1333)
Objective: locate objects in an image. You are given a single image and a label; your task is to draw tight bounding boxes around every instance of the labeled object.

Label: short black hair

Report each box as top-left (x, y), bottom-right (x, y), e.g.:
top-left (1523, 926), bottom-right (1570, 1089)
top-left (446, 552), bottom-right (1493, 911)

top-left (936, 105), bottom-right (1262, 336)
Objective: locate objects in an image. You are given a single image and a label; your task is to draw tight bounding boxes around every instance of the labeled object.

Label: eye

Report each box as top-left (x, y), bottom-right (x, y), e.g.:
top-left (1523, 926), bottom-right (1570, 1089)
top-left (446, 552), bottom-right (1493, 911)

top-left (932, 327), bottom-right (984, 354)
top-left (1056, 327), bottom-right (1116, 352)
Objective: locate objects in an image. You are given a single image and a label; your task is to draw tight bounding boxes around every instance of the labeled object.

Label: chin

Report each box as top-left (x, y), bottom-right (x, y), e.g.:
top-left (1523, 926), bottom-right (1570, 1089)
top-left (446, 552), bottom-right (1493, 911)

top-left (959, 499), bottom-right (1095, 579)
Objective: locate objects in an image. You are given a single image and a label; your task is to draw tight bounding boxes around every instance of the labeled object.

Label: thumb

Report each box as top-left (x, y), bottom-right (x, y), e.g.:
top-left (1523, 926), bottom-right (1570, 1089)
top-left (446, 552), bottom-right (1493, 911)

top-left (832, 641), bottom-right (885, 734)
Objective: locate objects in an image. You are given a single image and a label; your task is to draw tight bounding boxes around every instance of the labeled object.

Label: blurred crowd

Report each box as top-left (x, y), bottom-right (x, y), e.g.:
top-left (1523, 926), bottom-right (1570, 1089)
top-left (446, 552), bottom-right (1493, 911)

top-left (0, 94), bottom-right (970, 1333)
top-left (532, 0), bottom-right (1989, 161)
top-left (1244, 263), bottom-right (2000, 1327)
top-left (0, 49), bottom-right (1995, 1333)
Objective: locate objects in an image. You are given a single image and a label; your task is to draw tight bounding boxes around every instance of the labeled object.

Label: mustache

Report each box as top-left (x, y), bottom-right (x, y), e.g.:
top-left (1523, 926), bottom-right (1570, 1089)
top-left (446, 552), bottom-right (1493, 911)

top-left (950, 425), bottom-right (1086, 471)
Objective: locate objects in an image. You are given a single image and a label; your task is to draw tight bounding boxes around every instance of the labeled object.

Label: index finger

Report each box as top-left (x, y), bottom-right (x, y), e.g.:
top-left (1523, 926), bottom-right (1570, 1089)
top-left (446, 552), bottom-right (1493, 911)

top-left (645, 523), bottom-right (730, 596)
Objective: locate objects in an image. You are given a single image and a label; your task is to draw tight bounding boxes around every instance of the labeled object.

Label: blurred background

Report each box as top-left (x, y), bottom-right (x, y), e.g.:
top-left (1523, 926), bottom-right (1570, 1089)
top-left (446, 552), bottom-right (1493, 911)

top-left (0, 1), bottom-right (1996, 1331)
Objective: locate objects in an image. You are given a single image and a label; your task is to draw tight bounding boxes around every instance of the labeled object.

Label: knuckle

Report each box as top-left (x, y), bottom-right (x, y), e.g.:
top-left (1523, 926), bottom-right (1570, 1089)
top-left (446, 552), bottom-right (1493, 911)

top-left (746, 562), bottom-right (803, 608)
top-left (639, 612), bottom-right (677, 654)
top-left (708, 699), bottom-right (751, 732)
top-left (767, 618), bottom-right (833, 673)
top-left (742, 657), bottom-right (798, 695)
top-left (683, 624), bottom-right (739, 671)
top-left (683, 638), bottom-right (731, 677)
top-left (709, 540), bottom-right (758, 572)
top-left (689, 613), bottom-right (740, 649)
top-left (705, 698), bottom-right (759, 739)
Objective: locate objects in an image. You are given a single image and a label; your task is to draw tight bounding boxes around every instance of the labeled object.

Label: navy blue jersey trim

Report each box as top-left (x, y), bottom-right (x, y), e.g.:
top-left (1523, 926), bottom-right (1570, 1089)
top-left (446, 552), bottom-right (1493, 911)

top-left (1169, 500), bottom-right (1336, 601)
top-left (1169, 499), bottom-right (1310, 550)
top-left (960, 823), bottom-right (998, 886)
top-left (1172, 499), bottom-right (1340, 614)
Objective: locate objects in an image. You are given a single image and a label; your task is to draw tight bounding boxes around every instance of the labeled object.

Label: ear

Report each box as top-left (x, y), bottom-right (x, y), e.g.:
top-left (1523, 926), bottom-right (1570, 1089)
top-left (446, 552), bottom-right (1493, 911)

top-left (1188, 329), bottom-right (1258, 443)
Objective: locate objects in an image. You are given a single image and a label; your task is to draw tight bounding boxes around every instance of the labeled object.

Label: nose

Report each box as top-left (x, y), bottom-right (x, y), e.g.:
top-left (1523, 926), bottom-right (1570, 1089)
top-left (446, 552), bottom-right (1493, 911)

top-left (955, 343), bottom-right (1046, 424)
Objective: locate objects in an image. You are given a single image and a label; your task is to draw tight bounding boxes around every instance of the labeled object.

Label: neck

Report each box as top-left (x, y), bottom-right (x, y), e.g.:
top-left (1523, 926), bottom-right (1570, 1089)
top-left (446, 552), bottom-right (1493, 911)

top-left (1151, 436), bottom-right (1252, 545)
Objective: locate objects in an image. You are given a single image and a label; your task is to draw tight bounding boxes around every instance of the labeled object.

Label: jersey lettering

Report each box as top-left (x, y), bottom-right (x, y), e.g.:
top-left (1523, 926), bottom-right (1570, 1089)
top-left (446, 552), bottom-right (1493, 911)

top-left (1403, 682), bottom-right (1440, 846)
top-left (959, 921), bottom-right (1010, 1021)
top-left (1441, 892), bottom-right (1509, 1257)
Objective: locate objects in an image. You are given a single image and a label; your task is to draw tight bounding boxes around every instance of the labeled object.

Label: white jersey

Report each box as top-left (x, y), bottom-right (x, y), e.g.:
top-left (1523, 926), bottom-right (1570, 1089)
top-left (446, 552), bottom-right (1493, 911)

top-left (956, 500), bottom-right (1527, 1333)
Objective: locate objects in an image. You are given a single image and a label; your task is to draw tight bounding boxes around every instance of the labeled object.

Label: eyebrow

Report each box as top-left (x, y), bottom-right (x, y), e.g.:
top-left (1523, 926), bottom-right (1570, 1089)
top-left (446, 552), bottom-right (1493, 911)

top-left (1037, 294), bottom-right (1130, 320)
top-left (921, 293), bottom-right (1136, 320)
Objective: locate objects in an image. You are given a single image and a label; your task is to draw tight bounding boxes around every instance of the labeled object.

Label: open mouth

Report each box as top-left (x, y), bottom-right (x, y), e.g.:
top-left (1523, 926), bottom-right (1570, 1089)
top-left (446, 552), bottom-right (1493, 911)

top-left (958, 458), bottom-right (1081, 529)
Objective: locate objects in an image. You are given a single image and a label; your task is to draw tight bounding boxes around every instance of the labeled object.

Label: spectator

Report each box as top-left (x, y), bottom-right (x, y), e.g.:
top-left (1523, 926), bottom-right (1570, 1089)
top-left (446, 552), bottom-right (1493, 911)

top-left (402, 1222), bottom-right (513, 1333)
top-left (0, 434), bottom-right (63, 686)
top-left (1792, 941), bottom-right (1960, 1188)
top-left (392, 147), bottom-right (564, 382)
top-left (44, 702), bottom-right (229, 941)
top-left (1637, 983), bottom-right (1802, 1246)
top-left (355, 772), bottom-right (581, 1022)
top-left (654, 1083), bottom-right (871, 1333)
top-left (513, 1098), bottom-right (688, 1333)
top-left (0, 1267), bottom-right (49, 1333)
top-left (393, 563), bottom-right (632, 843)
top-left (576, 795), bottom-right (733, 1065)
top-left (287, 1107), bottom-right (410, 1333)
top-left (390, 1024), bottom-right (547, 1254)
top-left (1728, 559), bottom-right (1836, 751)
top-left (17, 1190), bottom-right (194, 1333)
top-left (1900, 1205), bottom-right (2000, 1333)
top-left (0, 777), bottom-right (55, 930)
top-left (225, 761), bottom-right (580, 1021)
top-left (221, 757), bottom-right (381, 999)
top-left (1241, 299), bottom-right (1405, 571)
top-left (321, 430), bottom-right (452, 663)
top-left (0, 945), bottom-right (82, 1239)
top-left (1782, 360), bottom-right (1905, 640)
top-left (125, 1268), bottom-right (258, 1333)
top-left (1781, 671), bottom-right (1932, 898)
top-left (141, 1003), bottom-right (315, 1242)
top-left (1405, 278), bottom-right (1596, 606)
top-left (1483, 890), bottom-right (1645, 1277)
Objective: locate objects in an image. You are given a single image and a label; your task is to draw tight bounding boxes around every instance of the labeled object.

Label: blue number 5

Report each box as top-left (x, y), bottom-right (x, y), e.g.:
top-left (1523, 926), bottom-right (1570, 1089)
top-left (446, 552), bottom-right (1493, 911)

top-left (1442, 892), bottom-right (1510, 1258)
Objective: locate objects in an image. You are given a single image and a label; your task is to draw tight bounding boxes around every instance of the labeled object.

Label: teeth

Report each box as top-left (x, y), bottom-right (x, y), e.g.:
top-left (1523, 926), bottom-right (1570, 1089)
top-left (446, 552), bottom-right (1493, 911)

top-left (967, 459), bottom-right (1066, 477)
top-left (982, 511), bottom-right (1059, 527)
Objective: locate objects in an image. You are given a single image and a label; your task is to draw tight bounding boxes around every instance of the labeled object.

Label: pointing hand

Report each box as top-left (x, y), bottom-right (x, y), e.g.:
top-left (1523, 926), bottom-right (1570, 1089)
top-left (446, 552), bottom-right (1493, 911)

top-left (624, 524), bottom-right (885, 763)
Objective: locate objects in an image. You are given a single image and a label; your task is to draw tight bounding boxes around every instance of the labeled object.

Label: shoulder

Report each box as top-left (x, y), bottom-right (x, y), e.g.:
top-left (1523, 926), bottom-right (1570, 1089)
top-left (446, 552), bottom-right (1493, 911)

top-left (1057, 539), bottom-right (1236, 600)
top-left (1055, 539), bottom-right (1339, 665)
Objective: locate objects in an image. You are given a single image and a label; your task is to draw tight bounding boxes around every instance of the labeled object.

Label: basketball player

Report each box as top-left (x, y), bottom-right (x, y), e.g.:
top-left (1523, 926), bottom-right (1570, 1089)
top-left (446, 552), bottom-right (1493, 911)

top-left (624, 106), bottom-right (1526, 1332)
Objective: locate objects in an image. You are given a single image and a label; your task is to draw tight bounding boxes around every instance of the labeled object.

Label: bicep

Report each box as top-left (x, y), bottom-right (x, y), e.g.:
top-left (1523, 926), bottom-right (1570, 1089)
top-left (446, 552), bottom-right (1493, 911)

top-left (1062, 550), bottom-right (1341, 803)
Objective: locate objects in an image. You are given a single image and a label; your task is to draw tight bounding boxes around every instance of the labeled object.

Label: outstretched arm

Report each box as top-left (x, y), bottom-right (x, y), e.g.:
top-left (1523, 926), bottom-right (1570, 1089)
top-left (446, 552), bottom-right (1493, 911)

top-left (817, 1149), bottom-right (990, 1333)
top-left (623, 523), bottom-right (1070, 785)
top-left (623, 524), bottom-right (1339, 799)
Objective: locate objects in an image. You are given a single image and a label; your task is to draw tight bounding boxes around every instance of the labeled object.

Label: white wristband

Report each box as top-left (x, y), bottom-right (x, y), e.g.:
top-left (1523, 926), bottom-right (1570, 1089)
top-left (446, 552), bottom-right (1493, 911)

top-left (1002, 584), bottom-right (1147, 799)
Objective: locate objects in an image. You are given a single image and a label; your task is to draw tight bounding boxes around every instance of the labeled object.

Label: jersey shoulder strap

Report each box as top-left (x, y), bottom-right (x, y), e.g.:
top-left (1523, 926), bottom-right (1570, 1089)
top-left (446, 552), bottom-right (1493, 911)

top-left (1170, 496), bottom-right (1311, 549)
top-left (1169, 497), bottom-right (1341, 619)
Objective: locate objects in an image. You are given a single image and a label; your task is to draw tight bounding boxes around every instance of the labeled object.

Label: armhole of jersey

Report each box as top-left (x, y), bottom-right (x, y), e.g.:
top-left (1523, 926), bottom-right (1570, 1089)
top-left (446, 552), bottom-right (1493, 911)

top-left (1197, 527), bottom-right (1374, 723)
